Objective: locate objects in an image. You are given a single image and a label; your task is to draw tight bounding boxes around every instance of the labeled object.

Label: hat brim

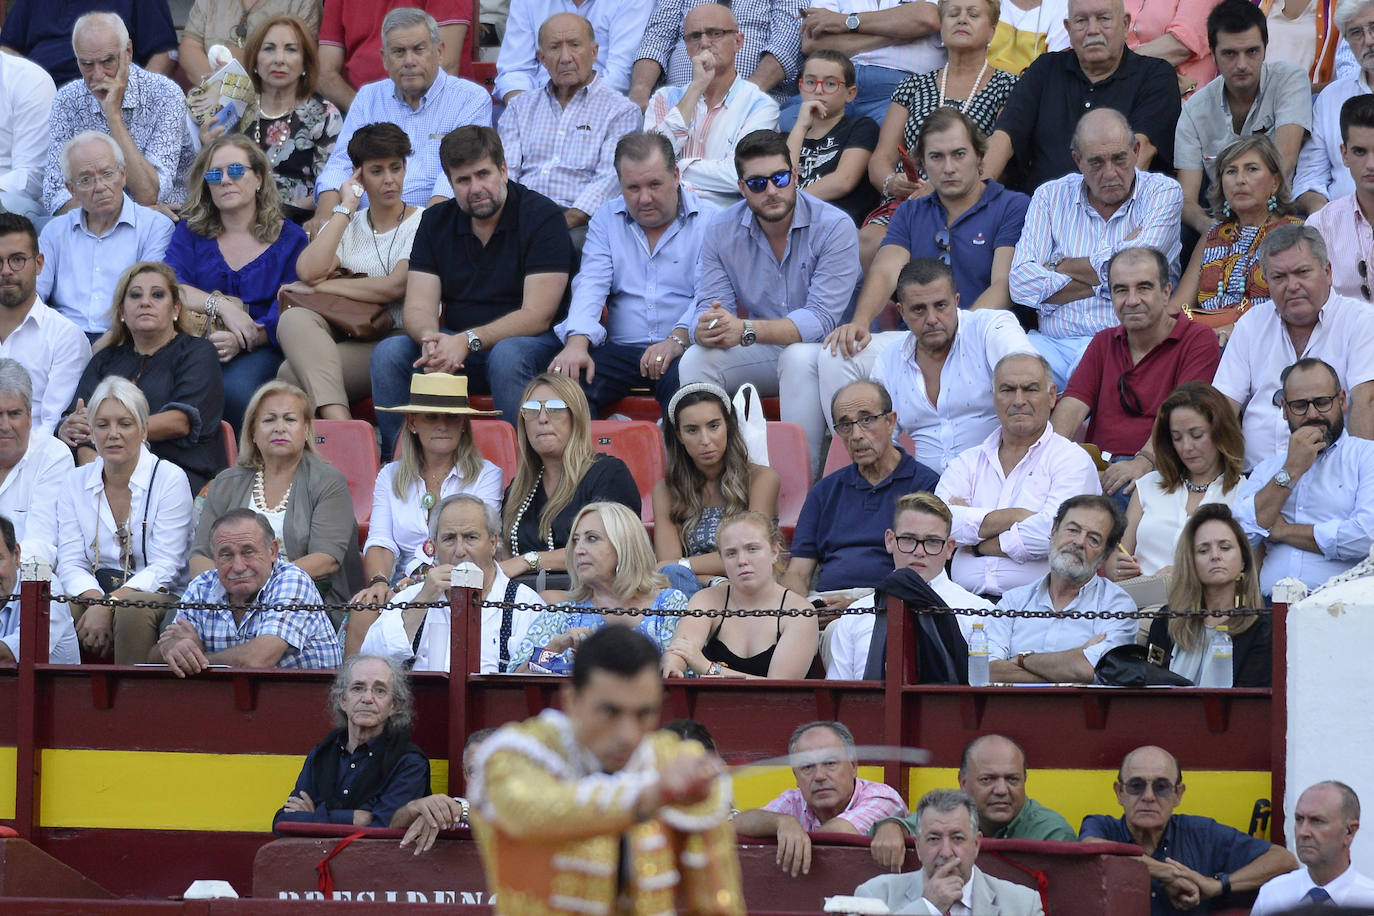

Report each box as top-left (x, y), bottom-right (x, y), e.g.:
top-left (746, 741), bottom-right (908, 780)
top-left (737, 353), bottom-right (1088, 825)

top-left (375, 403), bottom-right (502, 416)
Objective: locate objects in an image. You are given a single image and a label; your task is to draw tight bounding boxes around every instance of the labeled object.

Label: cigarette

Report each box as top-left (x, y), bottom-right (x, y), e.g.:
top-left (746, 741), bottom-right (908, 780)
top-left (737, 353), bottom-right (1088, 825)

top-left (708, 318), bottom-right (719, 330)
top-left (1117, 543), bottom-right (1131, 556)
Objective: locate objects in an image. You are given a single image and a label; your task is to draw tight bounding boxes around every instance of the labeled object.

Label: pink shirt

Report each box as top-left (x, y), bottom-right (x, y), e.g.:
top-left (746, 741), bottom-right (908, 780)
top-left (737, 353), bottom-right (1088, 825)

top-left (1306, 194), bottom-right (1374, 303)
top-left (764, 777), bottom-right (907, 834)
top-left (1123, 0), bottom-right (1221, 89)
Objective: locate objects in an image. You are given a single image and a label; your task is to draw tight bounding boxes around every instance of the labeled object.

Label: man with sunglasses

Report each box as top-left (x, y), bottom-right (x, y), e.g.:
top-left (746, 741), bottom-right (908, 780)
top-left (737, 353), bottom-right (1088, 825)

top-left (1234, 357), bottom-right (1374, 594)
top-left (1082, 745), bottom-right (1296, 915)
top-left (1051, 247), bottom-right (1221, 511)
top-left (1306, 94), bottom-right (1374, 301)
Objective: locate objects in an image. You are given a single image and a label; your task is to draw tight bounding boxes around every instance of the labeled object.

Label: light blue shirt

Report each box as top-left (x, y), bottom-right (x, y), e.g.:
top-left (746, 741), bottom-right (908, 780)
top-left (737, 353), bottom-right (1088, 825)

top-left (36, 194), bottom-right (174, 334)
top-left (314, 72), bottom-right (493, 206)
top-left (1234, 432), bottom-right (1374, 594)
top-left (688, 191), bottom-right (860, 344)
top-left (990, 574), bottom-right (1137, 671)
top-left (556, 186), bottom-right (710, 346)
top-left (493, 0), bottom-right (655, 98)
top-left (0, 596), bottom-right (80, 664)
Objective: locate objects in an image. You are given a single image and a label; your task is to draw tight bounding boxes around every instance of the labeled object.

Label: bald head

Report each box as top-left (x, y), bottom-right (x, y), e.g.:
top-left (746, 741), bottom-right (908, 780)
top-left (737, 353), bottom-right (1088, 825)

top-left (1119, 746), bottom-right (1181, 784)
top-left (539, 11), bottom-right (594, 45)
top-left (684, 2), bottom-right (739, 32)
top-left (1072, 108), bottom-right (1134, 156)
top-left (682, 3), bottom-right (742, 79)
top-left (537, 12), bottom-right (598, 95)
top-left (958, 735), bottom-right (1030, 831)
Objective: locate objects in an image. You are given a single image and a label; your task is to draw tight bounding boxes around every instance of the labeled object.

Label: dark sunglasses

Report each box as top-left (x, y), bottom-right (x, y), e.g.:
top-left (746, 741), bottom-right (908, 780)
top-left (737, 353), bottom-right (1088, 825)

top-left (1122, 778), bottom-right (1178, 798)
top-left (1361, 259), bottom-right (1371, 302)
top-left (935, 227), bottom-right (950, 265)
top-left (1118, 374), bottom-right (1145, 417)
top-left (205, 163), bottom-right (248, 185)
top-left (742, 169), bottom-right (792, 194)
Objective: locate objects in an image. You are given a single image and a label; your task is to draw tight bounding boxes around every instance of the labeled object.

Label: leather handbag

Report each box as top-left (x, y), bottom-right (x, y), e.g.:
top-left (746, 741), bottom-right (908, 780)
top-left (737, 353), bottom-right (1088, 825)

top-left (278, 275), bottom-right (395, 341)
top-left (1093, 644), bottom-right (1194, 687)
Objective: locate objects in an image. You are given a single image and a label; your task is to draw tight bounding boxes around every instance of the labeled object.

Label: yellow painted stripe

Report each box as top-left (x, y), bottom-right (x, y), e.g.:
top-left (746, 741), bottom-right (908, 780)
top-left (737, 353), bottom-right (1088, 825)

top-left (0, 746), bottom-right (14, 819)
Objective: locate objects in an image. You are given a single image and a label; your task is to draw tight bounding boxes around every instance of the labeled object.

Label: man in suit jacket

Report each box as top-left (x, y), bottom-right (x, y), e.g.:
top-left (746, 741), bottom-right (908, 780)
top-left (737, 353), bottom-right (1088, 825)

top-left (854, 788), bottom-right (1044, 916)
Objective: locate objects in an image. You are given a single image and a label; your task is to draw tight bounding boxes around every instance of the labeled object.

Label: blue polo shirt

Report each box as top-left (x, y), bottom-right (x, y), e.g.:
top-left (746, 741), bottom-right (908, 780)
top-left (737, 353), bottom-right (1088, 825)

top-left (790, 449), bottom-right (940, 592)
top-left (1079, 813), bottom-right (1273, 916)
top-left (881, 180), bottom-right (1029, 306)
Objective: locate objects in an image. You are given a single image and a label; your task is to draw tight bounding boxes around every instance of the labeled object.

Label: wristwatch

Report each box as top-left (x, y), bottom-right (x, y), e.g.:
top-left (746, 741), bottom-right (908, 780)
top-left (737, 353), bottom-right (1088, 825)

top-left (740, 319), bottom-right (757, 347)
top-left (1212, 872), bottom-right (1231, 898)
top-left (465, 329), bottom-right (483, 352)
top-left (331, 204), bottom-right (353, 218)
top-left (522, 550), bottom-right (540, 572)
top-left (1273, 469), bottom-right (1293, 489)
top-left (845, 12), bottom-right (860, 30)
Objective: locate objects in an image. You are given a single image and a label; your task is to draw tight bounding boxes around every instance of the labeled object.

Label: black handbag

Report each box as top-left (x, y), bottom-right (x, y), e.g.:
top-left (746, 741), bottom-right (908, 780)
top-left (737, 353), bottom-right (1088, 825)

top-left (1093, 644), bottom-right (1194, 687)
top-left (93, 460), bottom-right (160, 595)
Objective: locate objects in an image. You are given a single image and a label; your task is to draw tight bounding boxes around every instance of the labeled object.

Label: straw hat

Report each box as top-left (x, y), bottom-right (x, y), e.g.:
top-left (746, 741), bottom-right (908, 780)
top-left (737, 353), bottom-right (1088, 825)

top-left (375, 373), bottom-right (501, 415)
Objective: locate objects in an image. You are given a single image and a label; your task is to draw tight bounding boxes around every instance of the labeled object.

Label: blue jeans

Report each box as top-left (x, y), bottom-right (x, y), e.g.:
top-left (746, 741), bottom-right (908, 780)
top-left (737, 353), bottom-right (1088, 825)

top-left (370, 333), bottom-right (496, 454)
top-left (778, 63), bottom-right (908, 129)
top-left (659, 562), bottom-right (702, 599)
top-left (224, 347), bottom-right (284, 434)
top-left (490, 332), bottom-right (683, 419)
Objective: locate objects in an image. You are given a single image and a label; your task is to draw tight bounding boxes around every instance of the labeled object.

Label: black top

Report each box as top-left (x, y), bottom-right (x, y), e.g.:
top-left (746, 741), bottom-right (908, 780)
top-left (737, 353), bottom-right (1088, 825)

top-left (797, 115), bottom-right (880, 225)
top-left (68, 332), bottom-right (227, 493)
top-left (992, 47), bottom-right (1181, 192)
top-left (703, 586), bottom-right (788, 677)
top-left (1146, 612), bottom-right (1272, 687)
top-left (407, 180), bottom-right (574, 332)
top-left (505, 453), bottom-right (641, 554)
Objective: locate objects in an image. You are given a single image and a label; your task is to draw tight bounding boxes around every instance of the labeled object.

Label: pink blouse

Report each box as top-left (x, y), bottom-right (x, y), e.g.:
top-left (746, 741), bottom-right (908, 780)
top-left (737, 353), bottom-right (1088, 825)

top-left (1123, 0), bottom-right (1223, 90)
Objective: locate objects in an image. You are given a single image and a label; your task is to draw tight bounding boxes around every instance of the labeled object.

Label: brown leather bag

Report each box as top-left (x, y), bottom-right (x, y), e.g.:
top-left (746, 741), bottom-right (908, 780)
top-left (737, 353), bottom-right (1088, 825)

top-left (278, 273), bottom-right (395, 341)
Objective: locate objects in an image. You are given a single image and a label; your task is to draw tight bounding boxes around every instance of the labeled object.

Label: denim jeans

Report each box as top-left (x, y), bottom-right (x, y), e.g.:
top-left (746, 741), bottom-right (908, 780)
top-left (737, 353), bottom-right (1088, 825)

top-left (224, 347), bottom-right (284, 434)
top-left (370, 333), bottom-right (496, 454)
top-left (489, 331), bottom-right (683, 419)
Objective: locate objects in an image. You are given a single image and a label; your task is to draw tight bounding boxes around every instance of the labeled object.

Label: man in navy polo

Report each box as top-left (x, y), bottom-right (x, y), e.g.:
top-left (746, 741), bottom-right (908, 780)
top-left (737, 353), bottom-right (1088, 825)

top-left (782, 379), bottom-right (939, 608)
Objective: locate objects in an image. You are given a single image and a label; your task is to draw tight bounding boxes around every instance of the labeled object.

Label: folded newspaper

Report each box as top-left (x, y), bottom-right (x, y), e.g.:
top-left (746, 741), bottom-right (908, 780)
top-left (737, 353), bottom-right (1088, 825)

top-left (186, 45), bottom-right (258, 135)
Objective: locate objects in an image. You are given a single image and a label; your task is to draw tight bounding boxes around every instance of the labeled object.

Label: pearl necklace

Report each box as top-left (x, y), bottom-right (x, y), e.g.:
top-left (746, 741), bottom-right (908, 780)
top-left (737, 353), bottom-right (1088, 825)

top-left (508, 467), bottom-right (555, 556)
top-left (252, 469), bottom-right (291, 513)
top-left (937, 58), bottom-right (991, 108)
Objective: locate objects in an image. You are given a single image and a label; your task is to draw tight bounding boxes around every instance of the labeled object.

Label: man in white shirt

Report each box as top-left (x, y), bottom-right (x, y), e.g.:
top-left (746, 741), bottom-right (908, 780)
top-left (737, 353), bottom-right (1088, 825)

top-left (1213, 223), bottom-right (1374, 470)
top-left (356, 494), bottom-right (543, 673)
top-left (1234, 358), bottom-right (1374, 594)
top-left (0, 214), bottom-right (92, 432)
top-left (0, 513), bottom-right (78, 665)
top-left (871, 258), bottom-right (1034, 475)
top-left (935, 352), bottom-right (1101, 598)
top-left (493, 0), bottom-right (655, 100)
top-left (1293, 0), bottom-right (1374, 214)
top-left (0, 53), bottom-right (56, 223)
top-left (0, 360), bottom-right (73, 573)
top-left (1252, 781), bottom-right (1374, 914)
top-left (986, 494), bottom-right (1136, 684)
top-left (826, 491), bottom-right (992, 680)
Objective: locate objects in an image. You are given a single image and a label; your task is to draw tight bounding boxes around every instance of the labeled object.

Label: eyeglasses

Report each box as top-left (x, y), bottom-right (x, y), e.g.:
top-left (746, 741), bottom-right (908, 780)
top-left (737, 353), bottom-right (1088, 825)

top-left (0, 253), bottom-right (32, 273)
top-left (73, 167), bottom-right (122, 191)
top-left (799, 76), bottom-right (844, 93)
top-left (1283, 394), bottom-right (1340, 415)
top-left (1122, 778), bottom-right (1178, 798)
top-left (741, 169), bottom-right (793, 194)
top-left (1360, 260), bottom-right (1370, 301)
top-left (1118, 375), bottom-right (1145, 417)
top-left (684, 26), bottom-right (737, 44)
top-left (934, 227), bottom-right (951, 265)
top-left (204, 163), bottom-right (249, 185)
top-left (894, 534), bottom-right (947, 555)
top-left (833, 411), bottom-right (890, 437)
top-left (520, 398), bottom-right (569, 418)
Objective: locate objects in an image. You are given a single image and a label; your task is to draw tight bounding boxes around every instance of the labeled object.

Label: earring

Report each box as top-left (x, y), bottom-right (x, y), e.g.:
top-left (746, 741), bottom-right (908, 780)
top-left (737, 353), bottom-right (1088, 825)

top-left (1267, 193), bottom-right (1279, 213)
top-left (1222, 201), bottom-right (1231, 219)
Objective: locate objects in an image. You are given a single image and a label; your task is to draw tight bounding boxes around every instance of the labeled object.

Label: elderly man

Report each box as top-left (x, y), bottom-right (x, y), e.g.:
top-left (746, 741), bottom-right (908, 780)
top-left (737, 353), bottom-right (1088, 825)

top-left (1294, 0), bottom-right (1374, 214)
top-left (0, 215), bottom-right (92, 433)
top-left (0, 54), bottom-right (56, 223)
top-left (1307, 94), bottom-right (1374, 300)
top-left (1009, 108), bottom-right (1184, 389)
top-left (0, 0), bottom-right (175, 87)
top-left (502, 132), bottom-right (708, 416)
top-left (370, 126), bottom-right (572, 448)
top-left (1051, 247), bottom-right (1221, 507)
top-left (869, 735), bottom-right (1076, 870)
top-left (0, 361), bottom-right (73, 574)
top-left (1175, 0), bottom-right (1311, 235)
top-left (497, 13), bottom-right (641, 239)
top-left (935, 353), bottom-right (1101, 599)
top-left (273, 655), bottom-right (430, 831)
top-left (1234, 358), bottom-right (1374, 594)
top-left (643, 5), bottom-right (781, 207)
top-left (680, 129), bottom-right (860, 460)
top-left (1252, 781), bottom-right (1374, 913)
top-left (0, 514), bottom-right (79, 664)
top-left (986, 494), bottom-right (1137, 684)
top-left (783, 380), bottom-right (940, 605)
top-left (735, 720), bottom-right (907, 877)
top-left (982, 0), bottom-right (1180, 191)
top-left (353, 494), bottom-right (545, 671)
top-left (856, 789), bottom-right (1045, 915)
top-left (825, 492), bottom-right (992, 680)
top-left (631, 0), bottom-right (801, 107)
top-left (1213, 224), bottom-right (1374, 470)
top-left (157, 509), bottom-right (342, 676)
top-left (494, 0), bottom-right (655, 100)
top-left (1082, 745), bottom-right (1297, 916)
top-left (42, 12), bottom-right (192, 216)
top-left (311, 7), bottom-right (492, 231)
top-left (37, 132), bottom-right (173, 338)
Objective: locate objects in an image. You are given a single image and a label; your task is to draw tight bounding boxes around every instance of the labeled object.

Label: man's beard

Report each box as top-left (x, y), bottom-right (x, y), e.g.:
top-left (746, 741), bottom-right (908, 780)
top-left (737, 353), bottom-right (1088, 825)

top-left (1049, 544), bottom-right (1095, 582)
top-left (1303, 412), bottom-right (1344, 446)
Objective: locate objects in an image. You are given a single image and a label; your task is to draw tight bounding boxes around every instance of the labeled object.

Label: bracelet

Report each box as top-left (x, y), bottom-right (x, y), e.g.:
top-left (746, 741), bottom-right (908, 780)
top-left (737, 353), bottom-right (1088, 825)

top-left (668, 332), bottom-right (688, 351)
top-left (204, 291), bottom-right (223, 322)
top-left (1133, 451), bottom-right (1155, 467)
top-left (881, 171), bottom-right (899, 197)
top-left (368, 574), bottom-right (389, 587)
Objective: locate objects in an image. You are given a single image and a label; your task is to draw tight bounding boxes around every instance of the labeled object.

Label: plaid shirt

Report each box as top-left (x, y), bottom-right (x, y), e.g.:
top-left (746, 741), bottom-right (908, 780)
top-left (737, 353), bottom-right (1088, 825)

top-left (764, 777), bottom-right (907, 833)
top-left (175, 560), bottom-right (342, 670)
top-left (499, 74), bottom-right (642, 216)
top-left (636, 0), bottom-right (802, 101)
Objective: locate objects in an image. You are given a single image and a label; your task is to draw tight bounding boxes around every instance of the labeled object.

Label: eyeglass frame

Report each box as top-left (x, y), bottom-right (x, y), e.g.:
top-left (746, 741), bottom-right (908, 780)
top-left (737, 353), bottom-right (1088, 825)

top-left (893, 534), bottom-right (948, 555)
top-left (683, 26), bottom-right (737, 45)
top-left (741, 169), bottom-right (793, 194)
top-left (1121, 777), bottom-right (1179, 798)
top-left (519, 398), bottom-right (570, 418)
top-left (204, 162), bottom-right (250, 185)
top-left (798, 75), bottom-right (844, 94)
top-left (0, 253), bottom-right (34, 273)
top-left (1282, 393), bottom-right (1340, 415)
top-left (833, 410), bottom-right (891, 437)
top-left (71, 166), bottom-right (124, 192)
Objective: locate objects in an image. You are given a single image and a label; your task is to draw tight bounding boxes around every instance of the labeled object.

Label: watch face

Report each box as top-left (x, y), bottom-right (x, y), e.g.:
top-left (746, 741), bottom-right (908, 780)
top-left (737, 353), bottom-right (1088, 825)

top-left (846, 12), bottom-right (859, 28)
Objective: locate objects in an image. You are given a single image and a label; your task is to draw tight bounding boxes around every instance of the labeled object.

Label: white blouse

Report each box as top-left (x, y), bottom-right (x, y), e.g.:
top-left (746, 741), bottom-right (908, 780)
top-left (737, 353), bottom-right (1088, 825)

top-left (336, 205), bottom-right (425, 325)
top-left (1133, 471), bottom-right (1240, 576)
top-left (56, 444), bottom-right (194, 596)
top-left (363, 459), bottom-right (504, 577)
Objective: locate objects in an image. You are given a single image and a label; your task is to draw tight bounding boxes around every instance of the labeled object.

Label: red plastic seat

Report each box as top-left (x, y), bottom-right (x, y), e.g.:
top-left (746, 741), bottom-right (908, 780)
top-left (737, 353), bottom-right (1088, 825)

top-left (470, 419), bottom-right (518, 487)
top-left (221, 420), bottom-right (238, 466)
top-left (823, 432), bottom-right (917, 477)
top-left (312, 419), bottom-right (381, 541)
top-left (766, 422), bottom-right (810, 542)
top-left (588, 420), bottom-right (665, 524)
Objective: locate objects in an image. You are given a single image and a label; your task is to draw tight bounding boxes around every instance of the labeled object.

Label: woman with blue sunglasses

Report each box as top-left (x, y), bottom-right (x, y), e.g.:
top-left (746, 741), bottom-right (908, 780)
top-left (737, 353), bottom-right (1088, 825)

top-left (164, 134), bottom-right (308, 434)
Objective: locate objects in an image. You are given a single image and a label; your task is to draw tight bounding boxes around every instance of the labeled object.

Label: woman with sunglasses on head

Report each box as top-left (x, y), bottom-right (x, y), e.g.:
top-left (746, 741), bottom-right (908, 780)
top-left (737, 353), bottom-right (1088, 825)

top-left (652, 383), bottom-right (778, 594)
top-left (661, 512), bottom-right (816, 679)
top-left (165, 134), bottom-right (309, 434)
top-left (498, 373), bottom-right (640, 580)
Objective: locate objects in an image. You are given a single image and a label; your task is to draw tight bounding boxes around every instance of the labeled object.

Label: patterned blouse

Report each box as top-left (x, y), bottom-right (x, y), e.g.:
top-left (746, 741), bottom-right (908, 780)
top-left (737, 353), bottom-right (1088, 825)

top-left (512, 589), bottom-right (687, 668)
top-left (1193, 215), bottom-right (1304, 313)
top-left (250, 93), bottom-right (342, 206)
top-left (891, 67), bottom-right (1019, 156)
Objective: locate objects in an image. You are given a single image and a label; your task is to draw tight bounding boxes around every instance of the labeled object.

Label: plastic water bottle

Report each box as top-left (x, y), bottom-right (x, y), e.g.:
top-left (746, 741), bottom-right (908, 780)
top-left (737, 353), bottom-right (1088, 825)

top-left (1206, 625), bottom-right (1233, 688)
top-left (968, 623), bottom-right (990, 687)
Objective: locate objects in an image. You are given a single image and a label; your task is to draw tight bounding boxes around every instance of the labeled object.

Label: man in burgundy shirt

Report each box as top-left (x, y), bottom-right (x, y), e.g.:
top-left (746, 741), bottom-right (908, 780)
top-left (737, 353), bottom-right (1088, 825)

top-left (1050, 246), bottom-right (1221, 510)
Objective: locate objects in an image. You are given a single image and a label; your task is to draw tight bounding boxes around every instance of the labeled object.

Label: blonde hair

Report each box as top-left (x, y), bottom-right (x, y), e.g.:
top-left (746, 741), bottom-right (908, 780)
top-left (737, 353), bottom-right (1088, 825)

top-left (1165, 504), bottom-right (1263, 651)
top-left (94, 262), bottom-right (197, 354)
top-left (89, 375), bottom-right (149, 437)
top-left (501, 373), bottom-right (596, 546)
top-left (565, 502), bottom-right (667, 604)
top-left (181, 135), bottom-right (285, 243)
top-left (393, 413), bottom-right (484, 499)
top-left (237, 380), bottom-right (317, 468)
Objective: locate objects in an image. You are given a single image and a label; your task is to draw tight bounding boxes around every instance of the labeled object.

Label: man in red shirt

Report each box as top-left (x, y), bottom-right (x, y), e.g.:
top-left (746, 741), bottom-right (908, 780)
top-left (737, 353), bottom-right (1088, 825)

top-left (1050, 246), bottom-right (1221, 509)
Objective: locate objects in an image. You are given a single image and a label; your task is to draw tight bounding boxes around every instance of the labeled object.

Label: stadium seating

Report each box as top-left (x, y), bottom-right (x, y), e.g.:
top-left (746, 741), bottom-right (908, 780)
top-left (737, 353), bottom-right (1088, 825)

top-left (588, 420), bottom-right (665, 525)
top-left (313, 419), bottom-right (382, 542)
top-left (221, 421), bottom-right (237, 467)
top-left (766, 421), bottom-right (810, 541)
top-left (470, 419), bottom-right (519, 487)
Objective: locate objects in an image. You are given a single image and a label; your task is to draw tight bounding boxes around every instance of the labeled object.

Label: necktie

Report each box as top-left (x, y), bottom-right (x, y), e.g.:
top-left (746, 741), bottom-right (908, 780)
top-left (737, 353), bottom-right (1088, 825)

top-left (1306, 886), bottom-right (1334, 904)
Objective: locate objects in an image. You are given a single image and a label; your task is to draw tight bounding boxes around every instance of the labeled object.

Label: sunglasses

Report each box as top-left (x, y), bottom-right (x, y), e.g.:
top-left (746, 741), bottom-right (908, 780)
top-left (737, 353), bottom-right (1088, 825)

top-left (935, 227), bottom-right (951, 265)
top-left (1122, 778), bottom-right (1178, 798)
top-left (1118, 374), bottom-right (1145, 417)
top-left (742, 169), bottom-right (793, 194)
top-left (205, 163), bottom-right (249, 185)
top-left (519, 398), bottom-right (569, 418)
top-left (1360, 259), bottom-right (1371, 302)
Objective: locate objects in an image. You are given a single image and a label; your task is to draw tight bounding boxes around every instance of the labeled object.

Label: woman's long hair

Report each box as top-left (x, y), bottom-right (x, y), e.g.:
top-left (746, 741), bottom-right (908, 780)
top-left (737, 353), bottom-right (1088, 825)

top-left (1151, 381), bottom-right (1246, 495)
top-left (565, 501), bottom-right (667, 604)
top-left (392, 413), bottom-right (484, 499)
top-left (663, 388), bottom-right (752, 548)
top-left (1165, 503), bottom-right (1263, 651)
top-left (501, 373), bottom-right (596, 548)
top-left (181, 134), bottom-right (285, 243)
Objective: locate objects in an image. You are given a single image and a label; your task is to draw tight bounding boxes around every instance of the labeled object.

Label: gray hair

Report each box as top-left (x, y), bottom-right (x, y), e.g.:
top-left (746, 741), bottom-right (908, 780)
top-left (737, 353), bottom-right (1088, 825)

top-left (0, 360), bottom-right (33, 413)
top-left (428, 493), bottom-right (501, 541)
top-left (89, 375), bottom-right (149, 436)
top-left (787, 720), bottom-right (857, 760)
top-left (914, 788), bottom-right (980, 835)
top-left (382, 7), bottom-right (441, 44)
top-left (993, 351), bottom-right (1054, 385)
top-left (1070, 107), bottom-right (1134, 157)
top-left (72, 11), bottom-right (130, 52)
top-left (1258, 223), bottom-right (1330, 273)
top-left (328, 654), bottom-right (415, 731)
top-left (209, 507), bottom-right (276, 547)
top-left (60, 131), bottom-right (126, 183)
top-left (1336, 0), bottom-right (1374, 34)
